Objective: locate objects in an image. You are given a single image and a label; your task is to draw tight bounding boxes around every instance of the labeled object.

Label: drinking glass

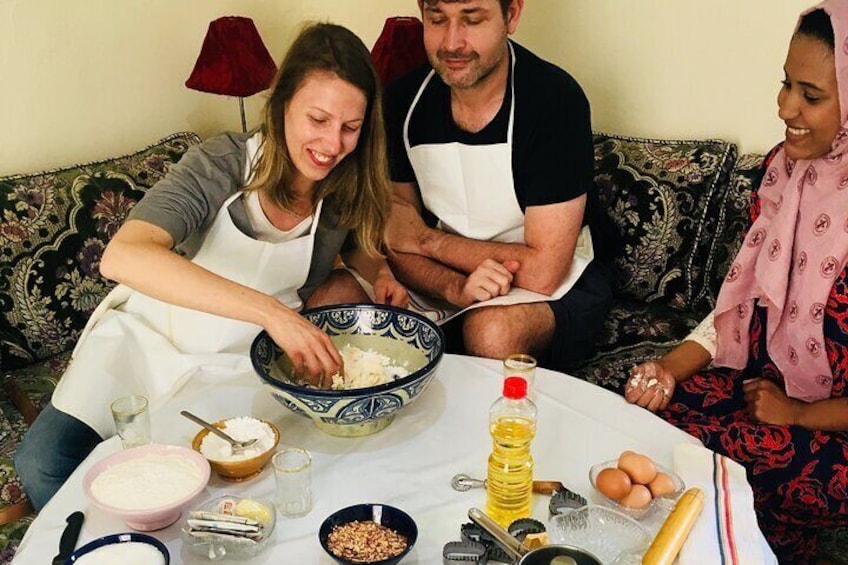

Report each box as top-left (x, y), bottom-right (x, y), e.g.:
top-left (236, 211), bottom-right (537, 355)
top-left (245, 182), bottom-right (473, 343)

top-left (273, 447), bottom-right (312, 518)
top-left (110, 394), bottom-right (151, 449)
top-left (503, 353), bottom-right (537, 390)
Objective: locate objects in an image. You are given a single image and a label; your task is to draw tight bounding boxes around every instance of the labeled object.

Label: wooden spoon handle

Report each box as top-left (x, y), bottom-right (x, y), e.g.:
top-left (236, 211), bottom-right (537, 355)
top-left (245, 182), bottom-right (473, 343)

top-left (532, 480), bottom-right (565, 495)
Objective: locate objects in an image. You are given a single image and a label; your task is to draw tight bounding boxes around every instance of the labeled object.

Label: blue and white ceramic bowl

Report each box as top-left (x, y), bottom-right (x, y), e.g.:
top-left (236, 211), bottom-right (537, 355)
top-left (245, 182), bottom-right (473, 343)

top-left (67, 532), bottom-right (169, 564)
top-left (250, 304), bottom-right (445, 437)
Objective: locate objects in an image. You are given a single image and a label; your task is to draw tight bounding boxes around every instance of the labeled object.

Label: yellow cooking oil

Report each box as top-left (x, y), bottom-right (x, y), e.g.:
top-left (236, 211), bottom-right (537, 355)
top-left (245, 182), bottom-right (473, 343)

top-left (486, 415), bottom-right (535, 526)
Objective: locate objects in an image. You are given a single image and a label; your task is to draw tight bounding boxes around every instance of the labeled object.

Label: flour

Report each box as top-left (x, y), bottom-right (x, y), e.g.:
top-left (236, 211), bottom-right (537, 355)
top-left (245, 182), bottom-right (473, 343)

top-left (199, 417), bottom-right (276, 461)
top-left (90, 454), bottom-right (204, 510)
top-left (331, 345), bottom-right (410, 390)
top-left (75, 541), bottom-right (166, 565)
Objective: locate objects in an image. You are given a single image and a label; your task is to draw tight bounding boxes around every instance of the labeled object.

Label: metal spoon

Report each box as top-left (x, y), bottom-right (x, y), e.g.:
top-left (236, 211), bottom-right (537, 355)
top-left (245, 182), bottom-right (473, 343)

top-left (180, 410), bottom-right (258, 451)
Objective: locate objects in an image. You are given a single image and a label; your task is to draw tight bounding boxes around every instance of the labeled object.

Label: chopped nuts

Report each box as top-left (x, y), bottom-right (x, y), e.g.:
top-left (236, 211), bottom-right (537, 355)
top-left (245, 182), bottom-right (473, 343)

top-left (327, 520), bottom-right (408, 562)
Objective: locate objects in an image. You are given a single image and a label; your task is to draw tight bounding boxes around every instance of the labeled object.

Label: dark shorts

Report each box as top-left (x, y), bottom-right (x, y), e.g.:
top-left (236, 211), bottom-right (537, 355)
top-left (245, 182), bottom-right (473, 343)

top-left (544, 259), bottom-right (612, 370)
top-left (443, 259), bottom-right (613, 371)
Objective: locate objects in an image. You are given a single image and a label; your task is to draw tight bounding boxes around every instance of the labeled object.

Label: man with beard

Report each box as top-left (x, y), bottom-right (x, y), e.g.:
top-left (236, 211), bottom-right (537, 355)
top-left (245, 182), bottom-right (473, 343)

top-left (381, 0), bottom-right (611, 371)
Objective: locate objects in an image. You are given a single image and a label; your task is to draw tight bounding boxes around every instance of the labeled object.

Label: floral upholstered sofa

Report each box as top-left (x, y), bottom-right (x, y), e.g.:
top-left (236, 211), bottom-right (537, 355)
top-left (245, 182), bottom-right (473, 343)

top-left (0, 131), bottom-right (844, 564)
top-left (0, 132), bottom-right (200, 563)
top-left (571, 133), bottom-right (760, 390)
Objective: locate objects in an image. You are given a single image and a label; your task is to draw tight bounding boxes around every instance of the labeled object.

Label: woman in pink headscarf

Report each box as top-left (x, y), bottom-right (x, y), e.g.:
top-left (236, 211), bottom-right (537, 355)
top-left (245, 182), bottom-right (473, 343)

top-left (625, 2), bottom-right (848, 562)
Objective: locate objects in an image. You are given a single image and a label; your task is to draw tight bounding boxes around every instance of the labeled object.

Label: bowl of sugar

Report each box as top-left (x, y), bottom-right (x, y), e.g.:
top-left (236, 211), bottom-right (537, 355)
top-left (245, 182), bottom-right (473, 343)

top-left (191, 417), bottom-right (280, 481)
top-left (83, 444), bottom-right (210, 531)
top-left (67, 532), bottom-right (169, 564)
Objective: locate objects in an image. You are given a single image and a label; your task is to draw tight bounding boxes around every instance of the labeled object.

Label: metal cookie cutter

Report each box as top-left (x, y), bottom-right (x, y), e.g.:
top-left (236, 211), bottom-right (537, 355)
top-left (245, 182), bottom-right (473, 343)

top-left (459, 522), bottom-right (511, 564)
top-left (443, 541), bottom-right (487, 564)
top-left (507, 517), bottom-right (546, 542)
top-left (548, 487), bottom-right (588, 517)
top-left (461, 522), bottom-right (486, 544)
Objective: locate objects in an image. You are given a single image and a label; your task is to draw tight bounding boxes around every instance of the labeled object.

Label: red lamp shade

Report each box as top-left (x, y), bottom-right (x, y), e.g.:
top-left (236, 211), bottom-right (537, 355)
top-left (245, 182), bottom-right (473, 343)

top-left (370, 17), bottom-right (428, 86)
top-left (186, 16), bottom-right (277, 97)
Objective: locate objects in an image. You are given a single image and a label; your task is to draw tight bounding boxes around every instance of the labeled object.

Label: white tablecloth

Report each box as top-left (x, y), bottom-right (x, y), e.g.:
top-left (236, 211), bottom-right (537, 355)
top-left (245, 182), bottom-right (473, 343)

top-left (13, 354), bottom-right (776, 564)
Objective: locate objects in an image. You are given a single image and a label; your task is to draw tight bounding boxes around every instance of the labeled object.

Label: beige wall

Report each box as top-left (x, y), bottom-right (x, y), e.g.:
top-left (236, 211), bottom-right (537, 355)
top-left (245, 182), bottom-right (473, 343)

top-left (513, 0), bottom-right (812, 155)
top-left (0, 1), bottom-right (815, 175)
top-left (0, 0), bottom-right (417, 175)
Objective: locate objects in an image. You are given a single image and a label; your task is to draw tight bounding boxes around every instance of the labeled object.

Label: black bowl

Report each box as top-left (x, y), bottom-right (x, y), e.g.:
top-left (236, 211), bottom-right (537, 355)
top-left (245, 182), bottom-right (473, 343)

top-left (67, 532), bottom-right (169, 563)
top-left (319, 503), bottom-right (418, 565)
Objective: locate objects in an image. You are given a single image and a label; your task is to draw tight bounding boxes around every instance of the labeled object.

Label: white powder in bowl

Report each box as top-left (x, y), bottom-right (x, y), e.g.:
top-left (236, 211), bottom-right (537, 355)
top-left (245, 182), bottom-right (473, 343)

top-left (90, 454), bottom-right (204, 510)
top-left (331, 344), bottom-right (410, 390)
top-left (198, 417), bottom-right (276, 461)
top-left (75, 541), bottom-right (166, 565)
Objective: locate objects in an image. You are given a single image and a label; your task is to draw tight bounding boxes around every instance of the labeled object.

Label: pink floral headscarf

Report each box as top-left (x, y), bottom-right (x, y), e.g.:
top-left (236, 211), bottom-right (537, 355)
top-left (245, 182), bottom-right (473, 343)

top-left (714, 0), bottom-right (848, 401)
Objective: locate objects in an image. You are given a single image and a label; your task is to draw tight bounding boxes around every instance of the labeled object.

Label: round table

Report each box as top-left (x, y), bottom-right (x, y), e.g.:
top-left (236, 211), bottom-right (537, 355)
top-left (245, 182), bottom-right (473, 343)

top-left (13, 354), bottom-right (775, 564)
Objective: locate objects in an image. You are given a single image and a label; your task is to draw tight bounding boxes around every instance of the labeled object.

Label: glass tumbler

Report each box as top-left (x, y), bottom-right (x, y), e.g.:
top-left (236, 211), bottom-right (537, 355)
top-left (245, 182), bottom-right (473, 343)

top-left (503, 353), bottom-right (537, 390)
top-left (110, 394), bottom-right (151, 449)
top-left (273, 447), bottom-right (312, 518)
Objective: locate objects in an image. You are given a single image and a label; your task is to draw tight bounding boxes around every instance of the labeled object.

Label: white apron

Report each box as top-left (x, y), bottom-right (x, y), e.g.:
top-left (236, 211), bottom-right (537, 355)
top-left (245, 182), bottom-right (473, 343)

top-left (401, 41), bottom-right (594, 323)
top-left (53, 140), bottom-right (323, 437)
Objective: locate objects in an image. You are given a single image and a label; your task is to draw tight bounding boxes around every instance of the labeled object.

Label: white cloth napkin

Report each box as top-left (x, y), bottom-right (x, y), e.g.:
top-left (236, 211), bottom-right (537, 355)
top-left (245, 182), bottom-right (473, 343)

top-left (673, 443), bottom-right (766, 565)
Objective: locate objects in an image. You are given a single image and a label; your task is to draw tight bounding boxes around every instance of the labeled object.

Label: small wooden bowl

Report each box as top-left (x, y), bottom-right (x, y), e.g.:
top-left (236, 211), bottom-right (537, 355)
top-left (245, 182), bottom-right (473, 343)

top-left (191, 419), bottom-right (280, 481)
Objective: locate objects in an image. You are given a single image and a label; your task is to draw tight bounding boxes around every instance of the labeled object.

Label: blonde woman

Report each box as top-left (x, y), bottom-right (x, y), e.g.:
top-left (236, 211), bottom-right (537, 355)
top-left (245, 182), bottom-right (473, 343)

top-left (16, 23), bottom-right (406, 510)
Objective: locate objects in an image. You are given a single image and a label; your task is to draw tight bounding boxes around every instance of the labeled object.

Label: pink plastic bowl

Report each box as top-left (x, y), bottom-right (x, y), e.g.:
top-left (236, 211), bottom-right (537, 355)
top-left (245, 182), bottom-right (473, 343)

top-left (83, 444), bottom-right (211, 531)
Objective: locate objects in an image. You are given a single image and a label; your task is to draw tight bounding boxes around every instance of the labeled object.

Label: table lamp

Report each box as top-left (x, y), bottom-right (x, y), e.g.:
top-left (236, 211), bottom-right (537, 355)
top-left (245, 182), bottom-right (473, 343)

top-left (370, 17), bottom-right (427, 86)
top-left (185, 16), bottom-right (277, 133)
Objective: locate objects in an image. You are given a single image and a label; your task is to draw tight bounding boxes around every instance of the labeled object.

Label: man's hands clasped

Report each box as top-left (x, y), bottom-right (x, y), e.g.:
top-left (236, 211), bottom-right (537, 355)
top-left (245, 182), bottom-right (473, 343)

top-left (456, 259), bottom-right (520, 308)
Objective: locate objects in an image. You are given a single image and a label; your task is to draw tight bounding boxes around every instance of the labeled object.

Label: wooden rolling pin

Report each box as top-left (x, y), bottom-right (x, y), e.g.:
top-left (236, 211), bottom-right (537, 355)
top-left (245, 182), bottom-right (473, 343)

top-left (642, 487), bottom-right (704, 565)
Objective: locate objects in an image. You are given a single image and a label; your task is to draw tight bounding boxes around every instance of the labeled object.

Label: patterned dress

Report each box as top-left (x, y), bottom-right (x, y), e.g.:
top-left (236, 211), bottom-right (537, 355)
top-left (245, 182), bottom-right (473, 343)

top-left (659, 150), bottom-right (848, 564)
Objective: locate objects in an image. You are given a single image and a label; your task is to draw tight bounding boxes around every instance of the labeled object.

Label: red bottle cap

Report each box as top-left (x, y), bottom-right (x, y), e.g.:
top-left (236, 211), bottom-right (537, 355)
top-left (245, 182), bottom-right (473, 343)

top-left (503, 376), bottom-right (527, 399)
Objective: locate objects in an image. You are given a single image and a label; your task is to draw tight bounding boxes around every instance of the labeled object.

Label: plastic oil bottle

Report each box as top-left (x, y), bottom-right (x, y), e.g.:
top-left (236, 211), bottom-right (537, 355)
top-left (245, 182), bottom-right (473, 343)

top-left (486, 375), bottom-right (537, 526)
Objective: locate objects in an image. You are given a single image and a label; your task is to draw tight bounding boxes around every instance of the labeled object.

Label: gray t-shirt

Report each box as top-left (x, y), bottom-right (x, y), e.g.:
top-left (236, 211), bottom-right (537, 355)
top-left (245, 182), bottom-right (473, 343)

top-left (129, 132), bottom-right (350, 301)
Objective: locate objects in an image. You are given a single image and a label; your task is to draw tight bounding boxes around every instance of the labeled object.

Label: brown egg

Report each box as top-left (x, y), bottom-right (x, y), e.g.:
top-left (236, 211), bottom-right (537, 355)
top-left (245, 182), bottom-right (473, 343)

top-left (618, 451), bottom-right (658, 484)
top-left (595, 467), bottom-right (632, 501)
top-left (648, 472), bottom-right (677, 498)
top-left (619, 484), bottom-right (652, 509)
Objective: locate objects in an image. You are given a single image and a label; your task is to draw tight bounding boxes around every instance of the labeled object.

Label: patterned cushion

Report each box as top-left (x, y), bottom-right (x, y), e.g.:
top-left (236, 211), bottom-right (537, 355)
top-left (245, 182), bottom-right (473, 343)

top-left (0, 410), bottom-right (9, 461)
top-left (0, 133), bottom-right (201, 372)
top-left (592, 133), bottom-right (737, 313)
top-left (0, 460), bottom-right (24, 511)
top-left (569, 298), bottom-right (703, 392)
top-left (699, 153), bottom-right (763, 310)
top-left (0, 399), bottom-right (30, 531)
top-left (0, 382), bottom-right (31, 514)
top-left (0, 515), bottom-right (32, 565)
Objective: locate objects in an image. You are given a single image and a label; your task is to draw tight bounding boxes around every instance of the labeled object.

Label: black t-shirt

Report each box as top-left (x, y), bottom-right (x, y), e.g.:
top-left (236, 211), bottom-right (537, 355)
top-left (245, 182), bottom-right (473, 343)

top-left (385, 41), bottom-right (594, 213)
